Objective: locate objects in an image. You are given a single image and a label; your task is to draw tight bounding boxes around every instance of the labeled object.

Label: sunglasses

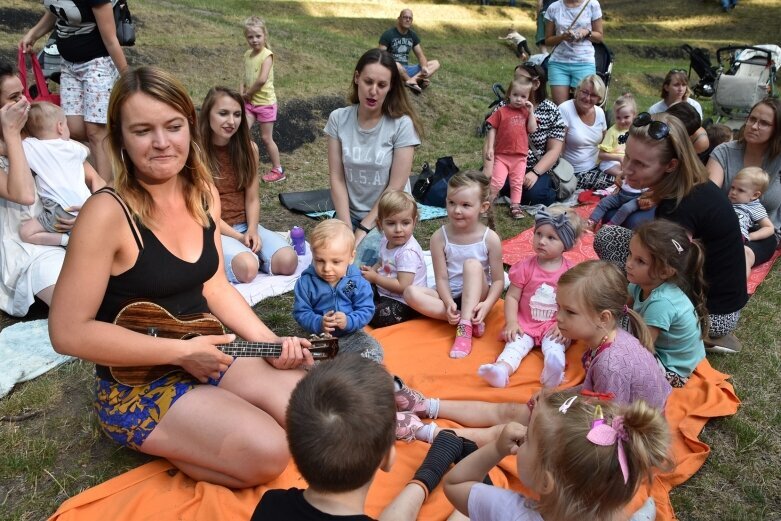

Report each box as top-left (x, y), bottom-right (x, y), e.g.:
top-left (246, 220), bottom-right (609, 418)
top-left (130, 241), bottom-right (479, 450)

top-left (633, 112), bottom-right (670, 140)
top-left (669, 68), bottom-right (687, 74)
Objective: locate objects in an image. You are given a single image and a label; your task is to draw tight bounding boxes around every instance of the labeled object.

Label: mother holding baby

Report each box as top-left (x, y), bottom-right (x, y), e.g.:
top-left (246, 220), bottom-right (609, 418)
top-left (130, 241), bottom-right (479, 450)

top-left (326, 48), bottom-right (422, 265)
top-left (0, 62), bottom-right (65, 316)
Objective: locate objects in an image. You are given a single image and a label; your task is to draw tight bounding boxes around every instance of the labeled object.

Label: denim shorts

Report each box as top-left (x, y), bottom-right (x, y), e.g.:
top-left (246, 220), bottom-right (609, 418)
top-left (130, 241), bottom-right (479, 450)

top-left (222, 223), bottom-right (292, 281)
top-left (404, 64), bottom-right (422, 77)
top-left (547, 60), bottom-right (596, 88)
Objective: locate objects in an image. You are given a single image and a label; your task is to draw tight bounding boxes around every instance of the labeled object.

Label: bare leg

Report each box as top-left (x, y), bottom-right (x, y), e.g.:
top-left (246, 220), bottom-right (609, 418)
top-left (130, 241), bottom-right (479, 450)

top-left (379, 483), bottom-right (427, 521)
top-left (231, 251), bottom-right (261, 283)
top-left (246, 110), bottom-right (257, 130)
top-left (459, 259), bottom-right (489, 327)
top-left (66, 115), bottom-right (86, 141)
top-left (19, 219), bottom-right (66, 246)
top-left (404, 286), bottom-right (449, 320)
top-left (140, 358), bottom-right (305, 487)
top-left (551, 85), bottom-right (571, 106)
top-left (85, 121), bottom-right (113, 183)
top-left (35, 284), bottom-right (55, 306)
top-left (438, 400), bottom-right (528, 427)
top-left (270, 246), bottom-right (298, 275)
top-left (744, 246), bottom-right (755, 278)
top-left (260, 122), bottom-right (281, 169)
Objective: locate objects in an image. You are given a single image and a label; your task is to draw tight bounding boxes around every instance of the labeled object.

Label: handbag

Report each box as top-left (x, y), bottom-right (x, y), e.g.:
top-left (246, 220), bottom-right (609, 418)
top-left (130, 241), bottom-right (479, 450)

top-left (114, 0), bottom-right (136, 47)
top-left (528, 140), bottom-right (576, 201)
top-left (412, 156), bottom-right (459, 208)
top-left (17, 48), bottom-right (60, 105)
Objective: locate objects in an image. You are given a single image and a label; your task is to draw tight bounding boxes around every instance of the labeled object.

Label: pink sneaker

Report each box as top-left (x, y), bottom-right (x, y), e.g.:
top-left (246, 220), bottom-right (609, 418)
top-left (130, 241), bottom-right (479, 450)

top-left (395, 411), bottom-right (424, 442)
top-left (394, 376), bottom-right (430, 417)
top-left (262, 166), bottom-right (286, 183)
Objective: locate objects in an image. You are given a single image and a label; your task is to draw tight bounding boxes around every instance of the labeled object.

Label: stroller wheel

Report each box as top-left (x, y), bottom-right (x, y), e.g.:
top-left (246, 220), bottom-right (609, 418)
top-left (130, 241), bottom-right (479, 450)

top-left (492, 83), bottom-right (506, 101)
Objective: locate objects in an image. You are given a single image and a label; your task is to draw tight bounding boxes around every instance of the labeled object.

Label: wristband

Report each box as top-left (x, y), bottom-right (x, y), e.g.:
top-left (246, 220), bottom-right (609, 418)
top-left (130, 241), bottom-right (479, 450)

top-left (585, 30), bottom-right (592, 40)
top-left (531, 168), bottom-right (540, 176)
top-left (356, 223), bottom-right (372, 233)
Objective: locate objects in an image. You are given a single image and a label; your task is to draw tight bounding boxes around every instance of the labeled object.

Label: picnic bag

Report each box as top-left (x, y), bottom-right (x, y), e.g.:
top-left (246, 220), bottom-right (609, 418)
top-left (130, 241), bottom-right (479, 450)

top-left (17, 48), bottom-right (60, 105)
top-left (412, 156), bottom-right (459, 208)
top-left (114, 0), bottom-right (136, 47)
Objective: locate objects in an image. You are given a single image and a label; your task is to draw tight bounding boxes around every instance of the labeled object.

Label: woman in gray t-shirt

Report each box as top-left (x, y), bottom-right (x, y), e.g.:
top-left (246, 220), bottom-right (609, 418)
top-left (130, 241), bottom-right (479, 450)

top-left (708, 98), bottom-right (781, 265)
top-left (325, 49), bottom-right (421, 263)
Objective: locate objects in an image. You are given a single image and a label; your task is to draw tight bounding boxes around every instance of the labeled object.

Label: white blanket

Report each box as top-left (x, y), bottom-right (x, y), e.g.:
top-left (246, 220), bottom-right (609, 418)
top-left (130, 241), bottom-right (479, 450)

top-left (0, 319), bottom-right (72, 399)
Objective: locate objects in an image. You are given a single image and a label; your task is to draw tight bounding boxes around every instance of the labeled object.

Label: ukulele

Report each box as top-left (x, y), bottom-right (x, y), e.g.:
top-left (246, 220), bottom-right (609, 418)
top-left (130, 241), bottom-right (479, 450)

top-left (110, 300), bottom-right (339, 386)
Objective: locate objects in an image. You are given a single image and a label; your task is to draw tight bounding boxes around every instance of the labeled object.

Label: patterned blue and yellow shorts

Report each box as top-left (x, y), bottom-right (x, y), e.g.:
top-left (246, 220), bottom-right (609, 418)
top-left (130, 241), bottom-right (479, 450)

top-left (95, 370), bottom-right (225, 450)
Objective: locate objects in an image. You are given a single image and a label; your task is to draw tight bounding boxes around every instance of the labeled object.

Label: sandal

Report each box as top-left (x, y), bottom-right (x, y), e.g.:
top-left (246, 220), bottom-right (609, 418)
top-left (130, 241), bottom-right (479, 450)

top-left (405, 82), bottom-right (423, 95)
top-left (510, 204), bottom-right (526, 219)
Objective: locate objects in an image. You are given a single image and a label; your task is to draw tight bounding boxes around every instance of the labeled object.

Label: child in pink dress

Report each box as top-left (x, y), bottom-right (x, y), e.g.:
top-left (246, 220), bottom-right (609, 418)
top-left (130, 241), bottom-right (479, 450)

top-left (479, 207), bottom-right (583, 388)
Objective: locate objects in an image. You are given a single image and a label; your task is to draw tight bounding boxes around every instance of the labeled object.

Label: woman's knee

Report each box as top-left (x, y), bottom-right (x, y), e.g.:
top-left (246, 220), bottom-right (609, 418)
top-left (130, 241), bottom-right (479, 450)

top-left (228, 430), bottom-right (290, 487)
top-left (84, 122), bottom-right (108, 143)
top-left (271, 247), bottom-right (298, 275)
top-left (231, 253), bottom-right (260, 283)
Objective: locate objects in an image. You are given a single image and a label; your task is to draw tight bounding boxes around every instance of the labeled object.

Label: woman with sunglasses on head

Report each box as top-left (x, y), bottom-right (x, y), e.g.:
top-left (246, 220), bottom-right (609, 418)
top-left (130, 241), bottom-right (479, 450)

top-left (708, 98), bottom-right (781, 273)
top-left (594, 112), bottom-right (748, 354)
top-left (490, 62), bottom-right (566, 206)
top-left (559, 74), bottom-right (615, 191)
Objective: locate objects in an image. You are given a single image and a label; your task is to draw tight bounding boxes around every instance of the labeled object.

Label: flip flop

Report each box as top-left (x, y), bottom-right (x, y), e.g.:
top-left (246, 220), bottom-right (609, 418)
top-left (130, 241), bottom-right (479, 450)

top-left (419, 79), bottom-right (431, 90)
top-left (405, 82), bottom-right (423, 95)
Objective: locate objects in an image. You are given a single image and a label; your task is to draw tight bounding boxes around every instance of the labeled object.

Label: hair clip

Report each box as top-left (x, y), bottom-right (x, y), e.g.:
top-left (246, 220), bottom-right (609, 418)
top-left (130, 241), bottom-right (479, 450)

top-left (587, 415), bottom-right (630, 484)
top-left (671, 239), bottom-right (684, 253)
top-left (622, 304), bottom-right (629, 316)
top-left (617, 132), bottom-right (628, 145)
top-left (591, 404), bottom-right (605, 428)
top-left (558, 395), bottom-right (578, 414)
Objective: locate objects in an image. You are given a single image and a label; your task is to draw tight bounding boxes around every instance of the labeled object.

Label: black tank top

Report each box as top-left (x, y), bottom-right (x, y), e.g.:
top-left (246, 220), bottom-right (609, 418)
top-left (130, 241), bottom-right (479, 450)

top-left (94, 188), bottom-right (219, 380)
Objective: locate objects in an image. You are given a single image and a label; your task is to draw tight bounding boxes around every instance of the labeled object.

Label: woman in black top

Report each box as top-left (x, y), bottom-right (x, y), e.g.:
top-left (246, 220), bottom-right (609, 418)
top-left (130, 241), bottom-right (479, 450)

top-left (49, 67), bottom-right (313, 488)
top-left (21, 0), bottom-right (128, 182)
top-left (594, 113), bottom-right (747, 353)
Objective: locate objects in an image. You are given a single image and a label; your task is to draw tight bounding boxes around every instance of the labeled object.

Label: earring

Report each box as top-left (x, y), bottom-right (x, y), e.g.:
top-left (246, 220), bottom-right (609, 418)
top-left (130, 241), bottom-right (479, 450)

top-left (120, 149), bottom-right (130, 171)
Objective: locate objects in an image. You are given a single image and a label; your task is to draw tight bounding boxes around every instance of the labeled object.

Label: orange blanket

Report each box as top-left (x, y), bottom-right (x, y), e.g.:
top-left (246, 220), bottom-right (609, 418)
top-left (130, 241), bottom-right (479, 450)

top-left (49, 302), bottom-right (739, 521)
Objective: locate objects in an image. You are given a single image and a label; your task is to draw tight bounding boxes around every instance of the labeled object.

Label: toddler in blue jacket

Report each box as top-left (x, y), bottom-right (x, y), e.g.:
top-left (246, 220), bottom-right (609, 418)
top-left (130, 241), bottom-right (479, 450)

top-left (294, 219), bottom-right (383, 362)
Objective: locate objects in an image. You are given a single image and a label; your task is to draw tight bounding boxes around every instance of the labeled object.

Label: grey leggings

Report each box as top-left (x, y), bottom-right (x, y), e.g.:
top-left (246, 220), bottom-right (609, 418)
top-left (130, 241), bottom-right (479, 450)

top-left (593, 225), bottom-right (741, 337)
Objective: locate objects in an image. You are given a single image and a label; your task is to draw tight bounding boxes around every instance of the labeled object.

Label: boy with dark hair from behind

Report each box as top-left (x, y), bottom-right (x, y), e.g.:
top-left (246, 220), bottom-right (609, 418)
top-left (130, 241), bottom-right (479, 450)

top-left (252, 354), bottom-right (477, 520)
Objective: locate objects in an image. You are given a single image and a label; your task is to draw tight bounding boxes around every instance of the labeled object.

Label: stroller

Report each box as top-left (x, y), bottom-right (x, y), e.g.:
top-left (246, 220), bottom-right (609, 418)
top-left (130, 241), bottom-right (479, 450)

top-left (711, 44), bottom-right (780, 129)
top-left (478, 41), bottom-right (614, 136)
top-left (681, 44), bottom-right (719, 98)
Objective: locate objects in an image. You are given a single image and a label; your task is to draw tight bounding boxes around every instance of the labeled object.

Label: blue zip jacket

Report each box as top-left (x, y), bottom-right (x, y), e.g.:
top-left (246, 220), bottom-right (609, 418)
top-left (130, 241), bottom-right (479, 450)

top-left (293, 264), bottom-right (375, 336)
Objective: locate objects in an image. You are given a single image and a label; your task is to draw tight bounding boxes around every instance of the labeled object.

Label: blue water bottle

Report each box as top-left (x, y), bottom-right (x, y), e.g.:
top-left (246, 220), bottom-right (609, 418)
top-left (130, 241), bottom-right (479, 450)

top-left (291, 226), bottom-right (306, 255)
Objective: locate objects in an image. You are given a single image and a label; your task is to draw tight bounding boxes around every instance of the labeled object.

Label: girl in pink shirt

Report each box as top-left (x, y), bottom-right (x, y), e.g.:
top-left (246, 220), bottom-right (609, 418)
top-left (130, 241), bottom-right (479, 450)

top-left (479, 206), bottom-right (583, 388)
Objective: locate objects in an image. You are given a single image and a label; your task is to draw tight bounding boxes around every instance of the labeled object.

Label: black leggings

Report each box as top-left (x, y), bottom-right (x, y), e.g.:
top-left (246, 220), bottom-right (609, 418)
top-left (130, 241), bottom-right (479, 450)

top-left (370, 295), bottom-right (420, 329)
top-left (747, 234), bottom-right (779, 266)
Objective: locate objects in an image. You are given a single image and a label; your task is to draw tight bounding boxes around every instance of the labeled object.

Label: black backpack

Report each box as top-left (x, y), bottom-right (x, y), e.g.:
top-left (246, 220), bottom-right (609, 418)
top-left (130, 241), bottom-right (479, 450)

top-left (412, 156), bottom-right (459, 208)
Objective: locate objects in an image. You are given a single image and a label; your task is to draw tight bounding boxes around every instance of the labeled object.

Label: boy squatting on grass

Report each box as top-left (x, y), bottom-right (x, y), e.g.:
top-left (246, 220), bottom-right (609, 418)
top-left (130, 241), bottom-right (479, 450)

top-left (293, 219), bottom-right (383, 363)
top-left (19, 101), bottom-right (105, 247)
top-left (252, 353), bottom-right (480, 520)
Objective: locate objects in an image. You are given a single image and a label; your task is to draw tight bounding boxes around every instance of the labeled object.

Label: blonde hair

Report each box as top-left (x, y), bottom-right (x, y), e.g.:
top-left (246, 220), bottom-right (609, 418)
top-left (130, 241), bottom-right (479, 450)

top-left (613, 93), bottom-right (637, 117)
top-left (532, 390), bottom-right (672, 521)
top-left (377, 190), bottom-right (418, 223)
top-left (557, 260), bottom-right (654, 352)
top-left (506, 77), bottom-right (533, 101)
top-left (107, 66), bottom-right (213, 228)
top-left (243, 16), bottom-right (268, 41)
top-left (627, 113), bottom-right (707, 206)
top-left (447, 170), bottom-right (494, 228)
top-left (24, 101), bottom-right (64, 137)
top-left (735, 166), bottom-right (770, 194)
top-left (575, 74), bottom-right (606, 105)
top-left (310, 219), bottom-right (355, 253)
top-left (660, 70), bottom-right (691, 101)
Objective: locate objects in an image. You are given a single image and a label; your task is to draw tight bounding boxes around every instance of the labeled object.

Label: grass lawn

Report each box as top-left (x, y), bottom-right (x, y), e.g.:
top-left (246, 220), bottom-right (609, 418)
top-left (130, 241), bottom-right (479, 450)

top-left (1, 0), bottom-right (780, 519)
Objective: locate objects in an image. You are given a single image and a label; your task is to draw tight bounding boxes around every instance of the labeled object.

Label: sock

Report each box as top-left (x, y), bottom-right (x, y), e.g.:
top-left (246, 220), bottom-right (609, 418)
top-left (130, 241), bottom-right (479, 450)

top-left (450, 321), bottom-right (473, 359)
top-left (414, 422), bottom-right (438, 443)
top-left (427, 397), bottom-right (440, 419)
top-left (477, 363), bottom-right (510, 388)
top-left (60, 233), bottom-right (69, 247)
top-left (456, 437), bottom-right (493, 485)
top-left (411, 430), bottom-right (463, 495)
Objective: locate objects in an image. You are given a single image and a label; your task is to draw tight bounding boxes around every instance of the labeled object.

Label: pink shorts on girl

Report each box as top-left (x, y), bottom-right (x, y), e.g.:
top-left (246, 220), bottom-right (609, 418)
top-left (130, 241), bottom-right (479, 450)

top-left (244, 102), bottom-right (278, 123)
